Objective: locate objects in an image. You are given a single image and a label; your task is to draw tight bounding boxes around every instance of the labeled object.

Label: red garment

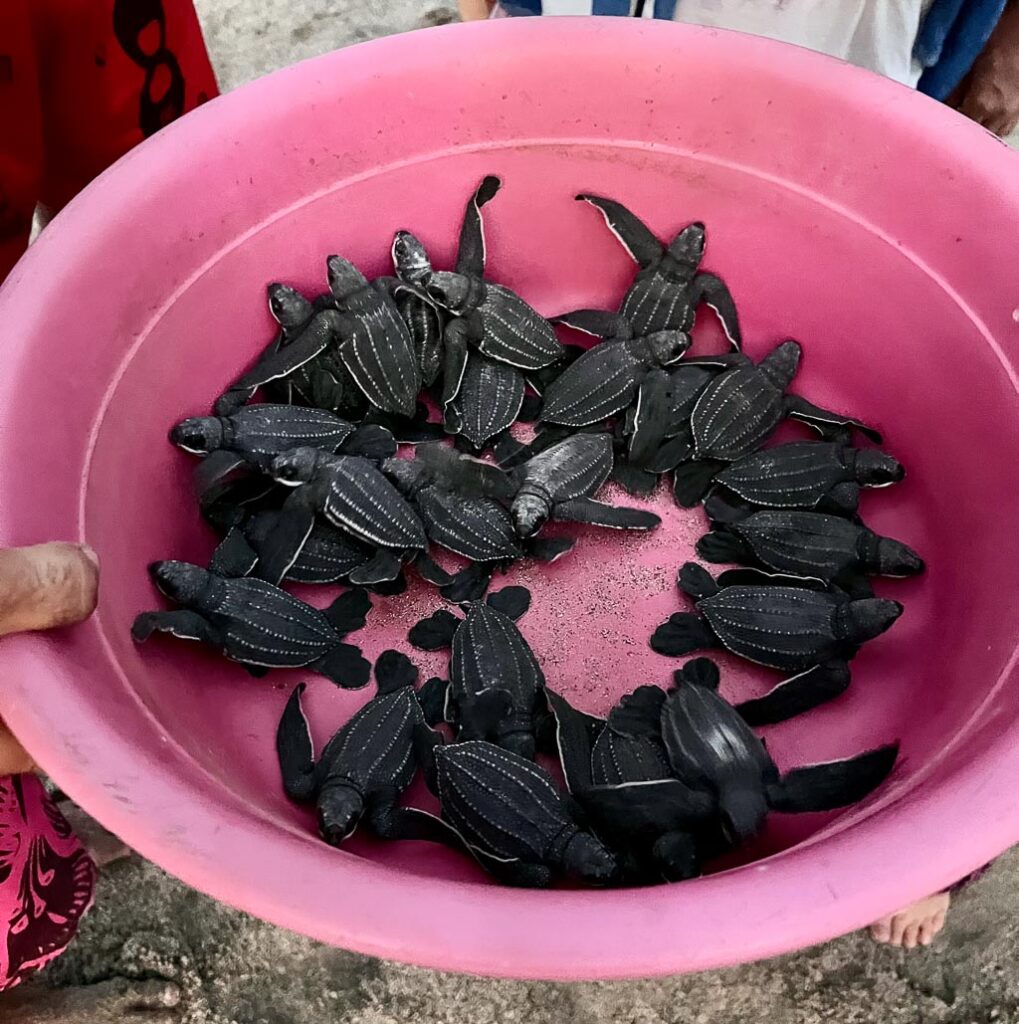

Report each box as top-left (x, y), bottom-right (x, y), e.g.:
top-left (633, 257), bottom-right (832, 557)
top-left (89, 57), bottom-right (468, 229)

top-left (0, 0), bottom-right (218, 280)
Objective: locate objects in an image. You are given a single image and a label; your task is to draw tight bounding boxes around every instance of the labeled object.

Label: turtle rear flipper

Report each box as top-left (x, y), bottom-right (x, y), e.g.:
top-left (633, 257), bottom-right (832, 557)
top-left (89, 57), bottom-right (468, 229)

top-left (440, 563), bottom-right (494, 603)
top-left (672, 458), bottom-right (726, 507)
top-left (313, 643), bottom-right (372, 689)
top-left (575, 194), bottom-right (664, 267)
top-left (647, 436), bottom-right (691, 474)
top-left (703, 494), bottom-right (752, 525)
top-left (323, 587), bottom-right (372, 635)
top-left (553, 497), bottom-right (661, 531)
top-left (341, 424), bottom-right (398, 461)
top-left (696, 529), bottom-right (754, 565)
top-left (689, 271), bottom-right (742, 351)
top-left (255, 497), bottom-right (316, 586)
top-left (485, 585), bottom-right (531, 621)
top-left (408, 608), bottom-right (461, 650)
top-left (784, 394), bottom-right (883, 444)
top-left (650, 613), bottom-right (719, 657)
top-left (347, 548), bottom-right (403, 585)
top-left (678, 561), bottom-right (721, 599)
top-left (374, 649), bottom-right (419, 696)
top-left (417, 677), bottom-right (451, 726)
top-left (276, 683), bottom-right (317, 803)
top-left (736, 660), bottom-right (852, 726)
top-left (607, 685), bottom-right (667, 739)
top-left (673, 657), bottom-right (721, 691)
top-left (459, 689), bottom-right (514, 742)
top-left (209, 528), bottom-right (260, 579)
top-left (131, 610), bottom-right (217, 645)
top-left (414, 551), bottom-right (455, 588)
top-left (610, 461), bottom-right (659, 497)
top-left (767, 743), bottom-right (898, 813)
top-left (455, 175), bottom-right (501, 278)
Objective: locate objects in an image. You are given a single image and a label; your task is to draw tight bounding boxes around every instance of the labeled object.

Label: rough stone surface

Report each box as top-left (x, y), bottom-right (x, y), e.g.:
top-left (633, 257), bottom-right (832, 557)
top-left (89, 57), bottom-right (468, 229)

top-left (10, 3), bottom-right (1018, 1020)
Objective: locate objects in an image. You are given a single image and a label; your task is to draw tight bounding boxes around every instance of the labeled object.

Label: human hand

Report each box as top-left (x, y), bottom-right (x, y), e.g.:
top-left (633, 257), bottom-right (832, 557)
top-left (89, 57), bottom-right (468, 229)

top-left (949, 3), bottom-right (1019, 137)
top-left (0, 543), bottom-right (100, 774)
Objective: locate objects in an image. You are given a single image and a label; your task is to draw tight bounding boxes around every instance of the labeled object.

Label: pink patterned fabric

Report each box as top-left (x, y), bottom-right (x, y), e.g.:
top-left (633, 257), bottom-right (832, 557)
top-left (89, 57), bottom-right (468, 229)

top-left (0, 773), bottom-right (95, 991)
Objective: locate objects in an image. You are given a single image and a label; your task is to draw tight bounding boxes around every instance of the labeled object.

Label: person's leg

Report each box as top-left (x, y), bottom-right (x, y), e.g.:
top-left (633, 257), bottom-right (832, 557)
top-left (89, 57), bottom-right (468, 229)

top-left (0, 0), bottom-right (44, 282)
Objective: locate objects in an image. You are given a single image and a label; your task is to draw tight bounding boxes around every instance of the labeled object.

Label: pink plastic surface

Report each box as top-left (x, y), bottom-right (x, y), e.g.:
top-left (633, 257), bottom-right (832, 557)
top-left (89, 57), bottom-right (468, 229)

top-left (1, 19), bottom-right (1018, 980)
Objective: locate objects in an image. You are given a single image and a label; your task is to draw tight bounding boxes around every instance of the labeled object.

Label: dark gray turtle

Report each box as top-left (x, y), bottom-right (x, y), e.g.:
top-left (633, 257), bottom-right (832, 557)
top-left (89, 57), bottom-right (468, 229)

top-left (545, 689), bottom-right (704, 884)
top-left (422, 739), bottom-right (618, 887)
top-left (131, 561), bottom-right (373, 688)
top-left (540, 309), bottom-right (690, 428)
top-left (255, 447), bottom-right (429, 587)
top-left (698, 497), bottom-right (924, 596)
top-left (417, 433), bottom-right (661, 539)
top-left (426, 176), bottom-right (564, 387)
top-left (650, 562), bottom-right (903, 725)
top-left (712, 440), bottom-right (905, 517)
top-left (276, 652), bottom-right (426, 846)
top-left (390, 231), bottom-right (445, 387)
top-left (610, 659), bottom-right (899, 845)
top-left (668, 342), bottom-right (882, 506)
top-left (217, 255), bottom-right (421, 418)
top-left (444, 351), bottom-right (525, 448)
top-left (408, 586), bottom-right (546, 759)
top-left (577, 194), bottom-right (742, 345)
top-left (382, 457), bottom-right (572, 602)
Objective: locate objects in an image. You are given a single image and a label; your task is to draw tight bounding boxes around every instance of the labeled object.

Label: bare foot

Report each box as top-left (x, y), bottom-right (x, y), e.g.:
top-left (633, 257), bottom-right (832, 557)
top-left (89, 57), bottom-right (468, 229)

top-left (869, 892), bottom-right (950, 948)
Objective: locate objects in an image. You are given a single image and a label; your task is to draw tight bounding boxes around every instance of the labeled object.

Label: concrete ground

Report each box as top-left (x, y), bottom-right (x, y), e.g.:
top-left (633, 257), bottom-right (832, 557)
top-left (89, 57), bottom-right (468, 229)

top-left (10, 4), bottom-right (1019, 1022)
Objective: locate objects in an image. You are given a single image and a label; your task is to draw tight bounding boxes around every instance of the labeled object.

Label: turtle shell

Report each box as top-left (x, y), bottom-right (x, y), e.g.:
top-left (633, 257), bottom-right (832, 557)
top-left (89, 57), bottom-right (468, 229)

top-left (590, 728), bottom-right (672, 787)
top-left (226, 405), bottom-right (356, 464)
top-left (245, 510), bottom-right (372, 583)
top-left (540, 341), bottom-right (645, 427)
top-left (691, 365), bottom-right (785, 461)
top-left (520, 432), bottom-right (614, 503)
top-left (475, 285), bottom-right (563, 370)
top-left (396, 290), bottom-right (444, 387)
top-left (731, 510), bottom-right (865, 579)
top-left (698, 585), bottom-right (843, 671)
top-left (316, 688), bottom-right (423, 796)
top-left (452, 354), bottom-right (525, 447)
top-left (435, 742), bottom-right (570, 862)
top-left (416, 486), bottom-right (524, 563)
top-left (714, 442), bottom-right (851, 508)
top-left (668, 365), bottom-right (717, 428)
top-left (621, 273), bottom-right (695, 336)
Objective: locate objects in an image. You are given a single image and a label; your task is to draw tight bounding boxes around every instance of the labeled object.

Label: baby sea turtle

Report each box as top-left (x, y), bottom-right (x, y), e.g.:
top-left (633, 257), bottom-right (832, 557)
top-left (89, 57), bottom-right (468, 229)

top-left (540, 309), bottom-right (691, 428)
top-left (132, 561), bottom-right (373, 688)
top-left (257, 447), bottom-right (429, 587)
top-left (382, 457), bottom-right (572, 602)
top-left (408, 586), bottom-right (546, 758)
top-left (421, 739), bottom-right (618, 887)
top-left (698, 497), bottom-right (924, 595)
top-left (610, 659), bottom-right (899, 845)
top-left (444, 352), bottom-right (525, 448)
top-left (545, 689), bottom-right (703, 883)
top-left (577, 194), bottom-right (741, 345)
top-left (418, 433), bottom-right (661, 538)
top-left (390, 231), bottom-right (445, 387)
top-left (218, 255), bottom-right (421, 418)
top-left (276, 652), bottom-right (426, 846)
top-left (669, 342), bottom-right (882, 506)
top-left (426, 176), bottom-right (564, 389)
top-left (712, 440), bottom-right (905, 516)
top-left (651, 562), bottom-right (903, 725)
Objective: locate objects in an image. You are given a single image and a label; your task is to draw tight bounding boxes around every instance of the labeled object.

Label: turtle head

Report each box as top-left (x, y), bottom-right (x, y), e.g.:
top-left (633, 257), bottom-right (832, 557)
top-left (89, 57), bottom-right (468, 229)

top-left (665, 221), bottom-right (706, 274)
top-left (426, 271), bottom-right (473, 314)
top-left (854, 449), bottom-right (905, 487)
top-left (646, 330), bottom-right (692, 367)
top-left (271, 447), bottom-right (324, 486)
top-left (875, 538), bottom-right (925, 578)
top-left (511, 491), bottom-right (550, 539)
top-left (719, 786), bottom-right (768, 846)
top-left (170, 416), bottom-right (224, 455)
top-left (391, 231), bottom-right (433, 284)
top-left (562, 831), bottom-right (618, 886)
top-left (843, 597), bottom-right (903, 643)
top-left (381, 456), bottom-right (427, 495)
top-left (326, 255), bottom-right (368, 302)
top-left (651, 831), bottom-right (700, 882)
top-left (149, 560), bottom-right (210, 606)
top-left (317, 781), bottom-right (365, 847)
top-left (267, 283), bottom-right (311, 329)
top-left (499, 731), bottom-right (536, 761)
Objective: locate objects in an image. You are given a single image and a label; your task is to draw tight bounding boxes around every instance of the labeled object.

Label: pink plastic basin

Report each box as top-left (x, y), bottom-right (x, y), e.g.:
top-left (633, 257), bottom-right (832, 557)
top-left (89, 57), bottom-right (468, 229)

top-left (1, 18), bottom-right (1018, 980)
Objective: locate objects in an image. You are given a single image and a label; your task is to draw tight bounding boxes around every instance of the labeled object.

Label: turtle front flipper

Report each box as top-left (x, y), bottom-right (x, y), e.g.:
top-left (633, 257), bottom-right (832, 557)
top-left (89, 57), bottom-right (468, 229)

top-left (441, 316), bottom-right (473, 408)
top-left (628, 368), bottom-right (675, 467)
top-left (545, 688), bottom-right (604, 793)
top-left (367, 799), bottom-right (465, 849)
top-left (689, 271), bottom-right (742, 351)
top-left (347, 548), bottom-right (403, 585)
top-left (784, 394), bottom-right (883, 444)
top-left (340, 424), bottom-right (398, 462)
top-left (276, 683), bottom-right (317, 803)
top-left (736, 660), bottom-right (852, 726)
top-left (485, 584), bottom-right (531, 621)
top-left (323, 587), bottom-right (372, 635)
top-left (209, 528), bottom-right (260, 579)
top-left (455, 175), bottom-right (501, 278)
top-left (551, 308), bottom-right (628, 338)
top-left (131, 610), bottom-right (218, 645)
top-left (552, 497), bottom-right (661, 531)
top-left (575, 194), bottom-right (664, 267)
top-left (254, 495), bottom-right (316, 586)
top-left (578, 780), bottom-right (713, 837)
top-left (525, 536), bottom-right (575, 563)
top-left (439, 562), bottom-right (494, 603)
top-left (650, 613), bottom-right (719, 657)
top-left (766, 743), bottom-right (899, 813)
